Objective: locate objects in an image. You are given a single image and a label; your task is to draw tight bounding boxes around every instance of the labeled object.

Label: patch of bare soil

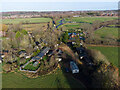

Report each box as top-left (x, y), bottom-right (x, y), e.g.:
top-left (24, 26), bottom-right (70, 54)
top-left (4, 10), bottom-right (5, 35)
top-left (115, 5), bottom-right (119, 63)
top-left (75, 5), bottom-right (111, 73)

top-left (59, 43), bottom-right (82, 65)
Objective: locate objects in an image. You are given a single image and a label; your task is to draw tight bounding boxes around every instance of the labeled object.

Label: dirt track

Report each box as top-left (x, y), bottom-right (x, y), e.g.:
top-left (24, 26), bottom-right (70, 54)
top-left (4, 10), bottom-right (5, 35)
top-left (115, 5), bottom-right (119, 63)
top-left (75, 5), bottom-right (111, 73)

top-left (59, 43), bottom-right (82, 65)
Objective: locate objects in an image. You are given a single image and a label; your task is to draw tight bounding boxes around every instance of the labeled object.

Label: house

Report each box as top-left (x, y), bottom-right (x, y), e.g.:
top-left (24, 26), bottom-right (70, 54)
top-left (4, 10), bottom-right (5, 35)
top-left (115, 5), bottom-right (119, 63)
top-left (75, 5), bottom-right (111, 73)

top-left (18, 50), bottom-right (27, 58)
top-left (1, 50), bottom-right (9, 55)
top-left (25, 55), bottom-right (31, 59)
top-left (73, 15), bottom-right (80, 17)
top-left (0, 50), bottom-right (9, 60)
top-left (47, 50), bottom-right (54, 56)
top-left (70, 61), bottom-right (79, 74)
top-left (32, 47), bottom-right (50, 61)
top-left (1, 54), bottom-right (5, 58)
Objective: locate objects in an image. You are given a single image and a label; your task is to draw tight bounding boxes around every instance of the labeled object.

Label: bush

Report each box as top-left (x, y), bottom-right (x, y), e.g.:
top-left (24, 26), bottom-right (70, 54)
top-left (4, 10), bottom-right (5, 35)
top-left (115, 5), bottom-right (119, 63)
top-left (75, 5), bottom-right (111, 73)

top-left (24, 62), bottom-right (40, 71)
top-left (21, 29), bottom-right (28, 35)
top-left (15, 31), bottom-right (21, 38)
top-left (33, 49), bottom-right (40, 57)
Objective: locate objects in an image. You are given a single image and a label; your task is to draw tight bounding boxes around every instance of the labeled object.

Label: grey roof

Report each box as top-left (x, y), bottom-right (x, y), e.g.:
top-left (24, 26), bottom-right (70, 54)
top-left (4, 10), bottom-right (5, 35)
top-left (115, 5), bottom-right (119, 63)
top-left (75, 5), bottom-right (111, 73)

top-left (41, 47), bottom-right (50, 54)
top-left (32, 47), bottom-right (50, 61)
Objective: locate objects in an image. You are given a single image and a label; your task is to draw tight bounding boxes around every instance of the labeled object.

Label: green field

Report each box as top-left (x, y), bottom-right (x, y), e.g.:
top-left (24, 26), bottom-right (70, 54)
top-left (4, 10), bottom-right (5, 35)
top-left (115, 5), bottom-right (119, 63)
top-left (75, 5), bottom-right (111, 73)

top-left (2, 18), bottom-right (52, 24)
top-left (108, 24), bottom-right (120, 27)
top-left (87, 46), bottom-right (119, 67)
top-left (65, 17), bottom-right (117, 23)
top-left (2, 69), bottom-right (85, 88)
top-left (94, 27), bottom-right (118, 39)
top-left (64, 23), bottom-right (82, 30)
top-left (22, 23), bottom-right (47, 31)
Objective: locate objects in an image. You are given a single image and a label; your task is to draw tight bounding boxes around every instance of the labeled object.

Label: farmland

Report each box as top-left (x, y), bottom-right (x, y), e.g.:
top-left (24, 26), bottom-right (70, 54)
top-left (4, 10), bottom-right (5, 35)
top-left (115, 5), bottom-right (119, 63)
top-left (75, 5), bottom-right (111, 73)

top-left (94, 27), bottom-right (118, 40)
top-left (2, 69), bottom-right (85, 88)
top-left (22, 23), bottom-right (48, 31)
top-left (1, 14), bottom-right (119, 88)
top-left (64, 23), bottom-right (82, 30)
top-left (2, 18), bottom-right (52, 24)
top-left (65, 17), bottom-right (117, 23)
top-left (87, 46), bottom-right (119, 67)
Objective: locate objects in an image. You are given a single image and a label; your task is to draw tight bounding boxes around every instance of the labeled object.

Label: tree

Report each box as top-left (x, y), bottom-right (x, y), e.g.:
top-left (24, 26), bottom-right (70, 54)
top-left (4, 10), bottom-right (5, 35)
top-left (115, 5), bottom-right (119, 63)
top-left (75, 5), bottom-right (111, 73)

top-left (1, 24), bottom-right (8, 32)
top-left (92, 20), bottom-right (101, 30)
top-left (62, 31), bottom-right (69, 43)
top-left (81, 23), bottom-right (94, 39)
top-left (74, 35), bottom-right (81, 47)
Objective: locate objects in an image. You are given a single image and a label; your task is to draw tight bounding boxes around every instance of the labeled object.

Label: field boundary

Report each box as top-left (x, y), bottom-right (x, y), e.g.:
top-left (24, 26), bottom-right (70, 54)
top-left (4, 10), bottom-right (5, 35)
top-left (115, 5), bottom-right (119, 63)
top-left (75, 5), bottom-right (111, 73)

top-left (86, 44), bottom-right (120, 47)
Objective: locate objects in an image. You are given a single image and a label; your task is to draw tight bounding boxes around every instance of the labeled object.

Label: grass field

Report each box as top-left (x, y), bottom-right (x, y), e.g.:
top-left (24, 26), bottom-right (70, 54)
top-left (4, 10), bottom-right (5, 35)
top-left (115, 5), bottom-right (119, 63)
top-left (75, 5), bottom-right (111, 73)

top-left (65, 17), bottom-right (117, 23)
top-left (2, 69), bottom-right (85, 88)
top-left (2, 18), bottom-right (52, 24)
top-left (64, 23), bottom-right (82, 30)
top-left (87, 46), bottom-right (119, 68)
top-left (94, 27), bottom-right (118, 39)
top-left (23, 24), bottom-right (47, 31)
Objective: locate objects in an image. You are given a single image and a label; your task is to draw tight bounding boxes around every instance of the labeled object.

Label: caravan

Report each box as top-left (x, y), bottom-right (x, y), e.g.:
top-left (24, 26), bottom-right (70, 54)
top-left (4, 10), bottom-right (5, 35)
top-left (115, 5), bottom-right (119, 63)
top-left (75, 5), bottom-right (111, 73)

top-left (70, 61), bottom-right (79, 74)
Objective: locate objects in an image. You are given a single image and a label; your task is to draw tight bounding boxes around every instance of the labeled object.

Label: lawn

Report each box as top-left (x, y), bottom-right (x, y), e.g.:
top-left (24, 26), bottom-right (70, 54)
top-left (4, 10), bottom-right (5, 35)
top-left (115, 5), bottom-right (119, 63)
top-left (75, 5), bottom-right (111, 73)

top-left (23, 62), bottom-right (40, 71)
top-left (65, 17), bottom-right (117, 23)
top-left (42, 56), bottom-right (48, 61)
top-left (2, 69), bottom-right (86, 88)
top-left (94, 27), bottom-right (118, 39)
top-left (87, 46), bottom-right (119, 68)
top-left (2, 18), bottom-right (52, 24)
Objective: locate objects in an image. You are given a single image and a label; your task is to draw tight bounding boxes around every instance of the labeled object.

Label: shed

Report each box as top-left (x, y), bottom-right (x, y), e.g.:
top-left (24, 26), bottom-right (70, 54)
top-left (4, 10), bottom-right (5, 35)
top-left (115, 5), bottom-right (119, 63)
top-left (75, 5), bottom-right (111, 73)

top-left (32, 47), bottom-right (50, 61)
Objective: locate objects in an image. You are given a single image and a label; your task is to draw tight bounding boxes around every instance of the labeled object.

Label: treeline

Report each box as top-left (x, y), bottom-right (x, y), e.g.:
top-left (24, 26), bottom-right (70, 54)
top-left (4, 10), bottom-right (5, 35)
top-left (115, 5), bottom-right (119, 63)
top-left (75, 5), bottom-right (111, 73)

top-left (86, 49), bottom-right (119, 88)
top-left (92, 19), bottom-right (118, 30)
top-left (82, 19), bottom-right (119, 46)
top-left (85, 39), bottom-right (120, 46)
